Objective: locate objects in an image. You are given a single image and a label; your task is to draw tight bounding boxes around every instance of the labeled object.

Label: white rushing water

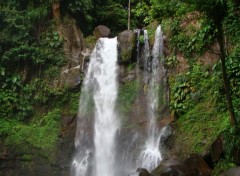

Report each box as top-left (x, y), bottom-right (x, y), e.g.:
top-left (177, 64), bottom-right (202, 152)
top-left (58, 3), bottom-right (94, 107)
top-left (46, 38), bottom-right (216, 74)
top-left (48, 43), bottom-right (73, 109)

top-left (134, 29), bottom-right (141, 62)
top-left (72, 37), bottom-right (119, 176)
top-left (138, 25), bottom-right (164, 171)
top-left (143, 29), bottom-right (151, 83)
top-left (93, 37), bottom-right (119, 176)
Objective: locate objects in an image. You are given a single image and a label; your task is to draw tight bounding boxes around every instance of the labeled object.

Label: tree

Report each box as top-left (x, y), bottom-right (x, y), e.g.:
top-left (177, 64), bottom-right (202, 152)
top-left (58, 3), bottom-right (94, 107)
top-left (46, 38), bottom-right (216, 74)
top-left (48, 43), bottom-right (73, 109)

top-left (128, 0), bottom-right (131, 30)
top-left (179, 0), bottom-right (237, 127)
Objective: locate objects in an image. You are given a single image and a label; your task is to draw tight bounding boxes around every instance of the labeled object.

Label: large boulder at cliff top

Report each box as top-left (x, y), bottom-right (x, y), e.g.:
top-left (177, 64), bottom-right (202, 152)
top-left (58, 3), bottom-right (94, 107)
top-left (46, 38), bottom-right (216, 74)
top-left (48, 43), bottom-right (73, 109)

top-left (93, 25), bottom-right (111, 39)
top-left (117, 30), bottom-right (136, 63)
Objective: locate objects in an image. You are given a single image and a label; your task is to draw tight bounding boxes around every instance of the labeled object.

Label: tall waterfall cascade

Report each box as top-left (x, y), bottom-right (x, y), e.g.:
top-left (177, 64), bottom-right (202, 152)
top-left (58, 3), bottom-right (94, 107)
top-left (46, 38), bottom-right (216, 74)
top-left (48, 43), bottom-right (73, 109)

top-left (72, 37), bottom-right (119, 176)
top-left (72, 25), bottom-right (167, 176)
top-left (137, 25), bottom-right (166, 171)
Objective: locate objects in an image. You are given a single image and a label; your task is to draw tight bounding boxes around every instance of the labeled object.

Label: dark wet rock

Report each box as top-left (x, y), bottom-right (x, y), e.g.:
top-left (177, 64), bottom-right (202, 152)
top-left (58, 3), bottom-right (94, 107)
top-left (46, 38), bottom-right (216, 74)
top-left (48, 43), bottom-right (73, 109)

top-left (60, 18), bottom-right (85, 67)
top-left (163, 35), bottom-right (170, 57)
top-left (118, 30), bottom-right (136, 63)
top-left (159, 125), bottom-right (173, 144)
top-left (210, 135), bottom-right (224, 163)
top-left (60, 65), bottom-right (81, 88)
top-left (93, 25), bottom-right (111, 39)
top-left (137, 168), bottom-right (153, 176)
top-left (56, 16), bottom-right (85, 88)
top-left (159, 155), bottom-right (211, 176)
top-left (233, 148), bottom-right (240, 165)
top-left (219, 167), bottom-right (240, 176)
top-left (119, 65), bottom-right (136, 83)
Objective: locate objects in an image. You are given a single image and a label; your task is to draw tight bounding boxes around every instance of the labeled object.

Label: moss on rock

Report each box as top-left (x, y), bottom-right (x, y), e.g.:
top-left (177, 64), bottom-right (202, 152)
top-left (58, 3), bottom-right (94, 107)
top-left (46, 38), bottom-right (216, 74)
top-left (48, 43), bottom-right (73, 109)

top-left (118, 30), bottom-right (136, 62)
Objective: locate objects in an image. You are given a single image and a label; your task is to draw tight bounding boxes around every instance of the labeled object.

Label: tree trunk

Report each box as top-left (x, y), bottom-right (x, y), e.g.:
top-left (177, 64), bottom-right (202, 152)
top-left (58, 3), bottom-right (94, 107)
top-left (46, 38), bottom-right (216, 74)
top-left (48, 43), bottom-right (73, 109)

top-left (217, 25), bottom-right (236, 127)
top-left (128, 0), bottom-right (131, 30)
top-left (52, 1), bottom-right (60, 19)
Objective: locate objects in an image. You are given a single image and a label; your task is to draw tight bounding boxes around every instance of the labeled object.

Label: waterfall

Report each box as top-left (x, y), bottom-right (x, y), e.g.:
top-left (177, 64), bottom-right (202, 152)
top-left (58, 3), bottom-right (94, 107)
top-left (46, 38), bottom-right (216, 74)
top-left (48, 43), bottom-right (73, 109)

top-left (72, 26), bottom-right (167, 176)
top-left (137, 25), bottom-right (165, 171)
top-left (72, 37), bottom-right (119, 176)
top-left (134, 29), bottom-right (141, 62)
top-left (142, 29), bottom-right (151, 83)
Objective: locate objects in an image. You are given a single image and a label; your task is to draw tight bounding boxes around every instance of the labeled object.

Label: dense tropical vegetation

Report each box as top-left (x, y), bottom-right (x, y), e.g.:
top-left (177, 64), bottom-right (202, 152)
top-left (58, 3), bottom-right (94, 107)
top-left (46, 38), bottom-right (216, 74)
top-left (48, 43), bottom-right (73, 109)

top-left (0, 0), bottom-right (240, 175)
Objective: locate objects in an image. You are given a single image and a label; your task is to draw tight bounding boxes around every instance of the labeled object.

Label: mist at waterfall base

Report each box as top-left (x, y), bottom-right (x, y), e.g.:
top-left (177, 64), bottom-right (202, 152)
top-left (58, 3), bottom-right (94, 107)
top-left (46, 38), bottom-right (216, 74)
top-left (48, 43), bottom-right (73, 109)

top-left (72, 26), bottom-right (169, 176)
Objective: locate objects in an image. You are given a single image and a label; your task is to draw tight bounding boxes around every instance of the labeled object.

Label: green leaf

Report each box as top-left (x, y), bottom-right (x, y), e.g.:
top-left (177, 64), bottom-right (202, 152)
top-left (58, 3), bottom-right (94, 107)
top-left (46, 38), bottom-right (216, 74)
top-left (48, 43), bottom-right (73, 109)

top-left (50, 42), bottom-right (54, 47)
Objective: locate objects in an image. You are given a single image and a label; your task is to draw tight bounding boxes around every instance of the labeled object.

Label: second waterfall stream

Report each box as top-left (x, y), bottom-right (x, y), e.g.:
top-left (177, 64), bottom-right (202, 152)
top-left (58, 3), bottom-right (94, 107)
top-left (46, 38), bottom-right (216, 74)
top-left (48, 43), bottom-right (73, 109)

top-left (137, 25), bottom-right (166, 171)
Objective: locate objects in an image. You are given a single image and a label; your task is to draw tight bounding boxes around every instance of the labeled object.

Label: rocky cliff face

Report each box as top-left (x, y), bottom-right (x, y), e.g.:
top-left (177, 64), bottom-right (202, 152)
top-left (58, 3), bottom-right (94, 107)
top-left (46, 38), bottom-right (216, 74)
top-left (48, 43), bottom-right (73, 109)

top-left (57, 17), bottom-right (86, 88)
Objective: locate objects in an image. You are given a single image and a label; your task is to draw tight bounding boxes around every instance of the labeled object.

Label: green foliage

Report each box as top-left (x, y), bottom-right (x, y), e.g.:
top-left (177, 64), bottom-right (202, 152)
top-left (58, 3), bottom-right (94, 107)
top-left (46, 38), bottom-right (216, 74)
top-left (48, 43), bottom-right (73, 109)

top-left (224, 1), bottom-right (240, 44)
top-left (0, 2), bottom-right (70, 161)
top-left (139, 35), bottom-right (144, 44)
top-left (118, 80), bottom-right (139, 114)
top-left (131, 2), bottom-right (150, 26)
top-left (176, 104), bottom-right (229, 154)
top-left (30, 79), bottom-right (66, 108)
top-left (61, 0), bottom-right (93, 33)
top-left (67, 0), bottom-right (93, 14)
top-left (223, 128), bottom-right (240, 161)
top-left (147, 0), bottom-right (195, 21)
top-left (171, 63), bottom-right (231, 154)
top-left (94, 1), bottom-right (128, 33)
top-left (226, 46), bottom-right (240, 120)
top-left (212, 159), bottom-right (236, 176)
top-left (187, 20), bottom-right (215, 54)
top-left (61, 0), bottom-right (129, 34)
top-left (168, 15), bottom-right (216, 59)
top-left (0, 75), bottom-right (34, 120)
top-left (85, 35), bottom-right (96, 48)
top-left (170, 64), bottom-right (209, 116)
top-left (0, 76), bottom-right (66, 121)
top-left (165, 55), bottom-right (179, 69)
top-left (2, 109), bottom-right (60, 153)
top-left (61, 91), bottom-right (80, 116)
top-left (0, 0), bottom-right (66, 122)
top-left (170, 57), bottom-right (240, 159)
top-left (127, 63), bottom-right (136, 71)
top-left (170, 76), bottom-right (191, 115)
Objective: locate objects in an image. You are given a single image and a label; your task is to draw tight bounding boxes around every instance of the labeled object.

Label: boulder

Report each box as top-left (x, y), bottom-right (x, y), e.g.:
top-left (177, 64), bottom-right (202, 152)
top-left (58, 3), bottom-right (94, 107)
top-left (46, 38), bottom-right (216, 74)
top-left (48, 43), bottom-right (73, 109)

top-left (93, 25), bottom-right (110, 39)
top-left (118, 30), bottom-right (136, 63)
top-left (210, 135), bottom-right (224, 163)
top-left (219, 167), bottom-right (240, 176)
top-left (160, 155), bottom-right (212, 176)
top-left (60, 65), bottom-right (81, 88)
top-left (137, 168), bottom-right (152, 176)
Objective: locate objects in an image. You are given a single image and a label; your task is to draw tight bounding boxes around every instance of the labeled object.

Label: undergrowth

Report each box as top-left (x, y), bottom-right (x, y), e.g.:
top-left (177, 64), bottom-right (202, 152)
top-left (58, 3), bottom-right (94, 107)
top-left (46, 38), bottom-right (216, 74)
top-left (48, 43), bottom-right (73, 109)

top-left (117, 80), bottom-right (140, 125)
